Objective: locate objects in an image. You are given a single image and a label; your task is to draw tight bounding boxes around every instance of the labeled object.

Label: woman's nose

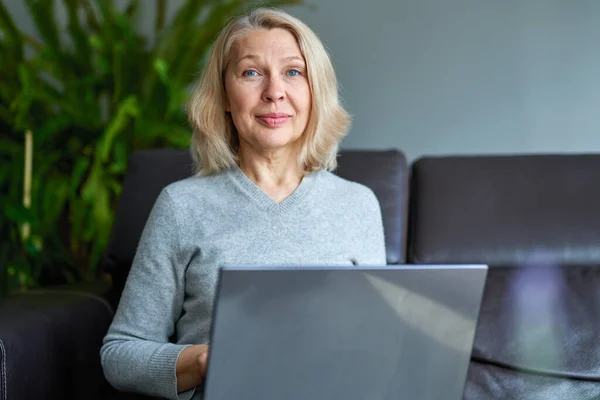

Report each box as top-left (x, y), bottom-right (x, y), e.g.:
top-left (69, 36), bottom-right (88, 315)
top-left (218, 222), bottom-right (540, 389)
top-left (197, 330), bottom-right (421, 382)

top-left (262, 76), bottom-right (285, 102)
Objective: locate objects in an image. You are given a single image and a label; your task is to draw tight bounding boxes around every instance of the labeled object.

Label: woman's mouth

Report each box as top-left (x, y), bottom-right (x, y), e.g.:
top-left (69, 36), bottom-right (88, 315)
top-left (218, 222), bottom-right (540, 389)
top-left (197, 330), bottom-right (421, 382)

top-left (256, 113), bottom-right (291, 127)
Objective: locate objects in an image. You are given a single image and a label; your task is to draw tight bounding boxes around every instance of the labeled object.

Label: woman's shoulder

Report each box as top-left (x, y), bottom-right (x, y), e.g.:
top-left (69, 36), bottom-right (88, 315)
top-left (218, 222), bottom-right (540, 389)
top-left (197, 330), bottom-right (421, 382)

top-left (160, 170), bottom-right (232, 206)
top-left (317, 170), bottom-right (380, 206)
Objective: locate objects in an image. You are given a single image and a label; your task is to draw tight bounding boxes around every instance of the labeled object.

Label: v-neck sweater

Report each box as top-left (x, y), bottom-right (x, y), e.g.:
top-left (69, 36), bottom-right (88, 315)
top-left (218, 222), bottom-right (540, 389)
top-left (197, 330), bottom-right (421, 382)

top-left (101, 166), bottom-right (386, 400)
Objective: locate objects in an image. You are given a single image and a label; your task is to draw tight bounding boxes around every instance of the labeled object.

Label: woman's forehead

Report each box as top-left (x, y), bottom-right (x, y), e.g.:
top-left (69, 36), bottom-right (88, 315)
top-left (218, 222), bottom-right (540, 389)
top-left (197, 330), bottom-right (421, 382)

top-left (230, 28), bottom-right (304, 62)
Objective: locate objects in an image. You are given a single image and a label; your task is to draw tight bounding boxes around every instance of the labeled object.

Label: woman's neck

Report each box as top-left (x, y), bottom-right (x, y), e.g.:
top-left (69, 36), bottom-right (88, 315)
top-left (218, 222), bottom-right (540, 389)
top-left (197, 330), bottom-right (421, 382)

top-left (238, 147), bottom-right (304, 203)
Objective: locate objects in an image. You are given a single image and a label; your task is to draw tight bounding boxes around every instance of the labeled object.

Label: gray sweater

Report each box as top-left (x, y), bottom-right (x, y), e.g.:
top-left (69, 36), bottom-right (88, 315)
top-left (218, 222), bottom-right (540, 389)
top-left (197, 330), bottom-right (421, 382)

top-left (100, 166), bottom-right (386, 400)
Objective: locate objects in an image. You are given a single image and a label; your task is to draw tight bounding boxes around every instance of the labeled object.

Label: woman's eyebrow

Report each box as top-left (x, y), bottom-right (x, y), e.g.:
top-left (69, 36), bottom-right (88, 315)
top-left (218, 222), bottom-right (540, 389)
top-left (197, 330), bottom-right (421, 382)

top-left (235, 54), bottom-right (259, 64)
top-left (235, 54), bottom-right (305, 64)
top-left (282, 56), bottom-right (305, 63)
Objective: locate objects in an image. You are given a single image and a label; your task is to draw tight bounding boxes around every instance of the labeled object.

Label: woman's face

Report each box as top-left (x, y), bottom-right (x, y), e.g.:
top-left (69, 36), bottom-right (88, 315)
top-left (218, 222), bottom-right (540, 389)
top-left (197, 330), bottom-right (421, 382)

top-left (224, 28), bottom-right (311, 156)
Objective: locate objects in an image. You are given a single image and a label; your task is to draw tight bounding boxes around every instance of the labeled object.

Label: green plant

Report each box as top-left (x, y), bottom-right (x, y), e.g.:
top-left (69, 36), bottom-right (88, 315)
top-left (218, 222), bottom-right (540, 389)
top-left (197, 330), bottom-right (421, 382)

top-left (0, 0), bottom-right (302, 293)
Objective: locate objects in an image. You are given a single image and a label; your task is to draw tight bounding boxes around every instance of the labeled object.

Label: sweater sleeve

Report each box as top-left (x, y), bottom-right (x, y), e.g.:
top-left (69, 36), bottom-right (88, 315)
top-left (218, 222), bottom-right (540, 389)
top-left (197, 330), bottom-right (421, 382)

top-left (100, 189), bottom-right (196, 400)
top-left (359, 188), bottom-right (387, 266)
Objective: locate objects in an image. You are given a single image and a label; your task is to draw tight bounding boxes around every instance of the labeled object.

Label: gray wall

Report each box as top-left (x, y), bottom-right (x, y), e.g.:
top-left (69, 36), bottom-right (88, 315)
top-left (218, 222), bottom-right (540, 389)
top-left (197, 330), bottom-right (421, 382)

top-left (283, 0), bottom-right (600, 161)
top-left (8, 0), bottom-right (600, 161)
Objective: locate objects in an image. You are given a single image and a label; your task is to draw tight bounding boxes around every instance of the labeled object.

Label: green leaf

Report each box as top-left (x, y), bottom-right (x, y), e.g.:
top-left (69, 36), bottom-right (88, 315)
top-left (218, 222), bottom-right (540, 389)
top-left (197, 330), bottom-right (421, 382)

top-left (85, 174), bottom-right (113, 277)
top-left (41, 174), bottom-right (69, 227)
top-left (96, 0), bottom-right (116, 44)
top-left (0, 0), bottom-right (24, 62)
top-left (134, 119), bottom-right (191, 148)
top-left (0, 156), bottom-right (24, 199)
top-left (166, 82), bottom-right (188, 119)
top-left (173, 0), bottom-right (249, 85)
top-left (0, 138), bottom-right (21, 156)
top-left (153, 58), bottom-right (169, 85)
top-left (81, 0), bottom-right (99, 30)
top-left (11, 64), bottom-right (35, 130)
top-left (80, 161), bottom-right (100, 204)
top-left (69, 197), bottom-right (90, 250)
top-left (32, 152), bottom-right (61, 178)
top-left (24, 0), bottom-right (62, 62)
top-left (112, 41), bottom-right (126, 102)
top-left (2, 200), bottom-right (36, 224)
top-left (96, 95), bottom-right (139, 162)
top-left (89, 34), bottom-right (111, 75)
top-left (145, 0), bottom-right (208, 100)
top-left (69, 156), bottom-right (91, 197)
top-left (155, 0), bottom-right (166, 34)
top-left (97, 0), bottom-right (116, 24)
top-left (0, 104), bottom-right (14, 125)
top-left (106, 176), bottom-right (122, 197)
top-left (125, 0), bottom-right (140, 21)
top-left (153, 0), bottom-right (207, 60)
top-left (35, 113), bottom-right (75, 147)
top-left (108, 139), bottom-right (128, 174)
top-left (63, 0), bottom-right (91, 69)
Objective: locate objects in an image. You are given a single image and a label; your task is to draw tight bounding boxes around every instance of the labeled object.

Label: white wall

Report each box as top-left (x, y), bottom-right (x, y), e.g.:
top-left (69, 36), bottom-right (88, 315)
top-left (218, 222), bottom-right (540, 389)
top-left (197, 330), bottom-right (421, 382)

top-left (8, 0), bottom-right (600, 161)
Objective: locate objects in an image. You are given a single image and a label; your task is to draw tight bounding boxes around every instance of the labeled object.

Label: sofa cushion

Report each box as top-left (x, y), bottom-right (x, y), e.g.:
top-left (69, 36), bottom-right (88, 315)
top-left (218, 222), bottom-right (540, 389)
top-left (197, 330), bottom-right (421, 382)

top-left (470, 265), bottom-right (600, 383)
top-left (408, 154), bottom-right (600, 265)
top-left (104, 149), bottom-right (408, 295)
top-left (464, 359), bottom-right (600, 400)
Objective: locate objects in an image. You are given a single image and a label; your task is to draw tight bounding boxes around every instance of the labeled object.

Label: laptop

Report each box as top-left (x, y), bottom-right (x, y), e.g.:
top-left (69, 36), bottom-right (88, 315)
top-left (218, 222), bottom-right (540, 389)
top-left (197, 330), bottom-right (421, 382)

top-left (203, 264), bottom-right (488, 400)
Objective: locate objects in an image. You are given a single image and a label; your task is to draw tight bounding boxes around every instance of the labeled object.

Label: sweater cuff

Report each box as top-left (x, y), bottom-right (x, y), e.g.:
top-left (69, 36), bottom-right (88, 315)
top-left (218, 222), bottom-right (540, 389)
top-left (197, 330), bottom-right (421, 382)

top-left (147, 343), bottom-right (196, 400)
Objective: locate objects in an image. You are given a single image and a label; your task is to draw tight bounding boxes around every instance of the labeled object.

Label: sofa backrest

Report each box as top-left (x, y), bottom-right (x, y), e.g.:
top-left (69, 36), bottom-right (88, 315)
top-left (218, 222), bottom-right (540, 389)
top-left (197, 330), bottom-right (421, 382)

top-left (104, 149), bottom-right (409, 293)
top-left (407, 154), bottom-right (600, 266)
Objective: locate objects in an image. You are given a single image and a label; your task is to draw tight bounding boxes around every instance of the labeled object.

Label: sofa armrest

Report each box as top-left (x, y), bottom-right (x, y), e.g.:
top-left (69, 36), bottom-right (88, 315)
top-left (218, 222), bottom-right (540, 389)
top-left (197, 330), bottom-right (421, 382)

top-left (0, 289), bottom-right (114, 400)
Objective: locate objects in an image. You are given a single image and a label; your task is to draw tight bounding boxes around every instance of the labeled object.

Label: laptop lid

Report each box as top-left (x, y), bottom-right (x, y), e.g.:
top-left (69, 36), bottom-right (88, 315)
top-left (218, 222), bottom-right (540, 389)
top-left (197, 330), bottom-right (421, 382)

top-left (203, 265), bottom-right (488, 400)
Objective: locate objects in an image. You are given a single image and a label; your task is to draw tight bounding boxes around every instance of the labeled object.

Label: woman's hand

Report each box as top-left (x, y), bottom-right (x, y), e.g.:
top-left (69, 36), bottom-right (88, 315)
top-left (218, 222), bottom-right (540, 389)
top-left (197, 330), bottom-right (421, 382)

top-left (197, 345), bottom-right (210, 378)
top-left (176, 344), bottom-right (210, 393)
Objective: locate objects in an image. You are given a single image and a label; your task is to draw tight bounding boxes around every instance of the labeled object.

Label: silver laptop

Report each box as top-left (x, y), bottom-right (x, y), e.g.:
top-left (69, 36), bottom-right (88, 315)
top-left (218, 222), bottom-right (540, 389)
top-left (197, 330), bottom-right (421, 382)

top-left (203, 265), bottom-right (488, 400)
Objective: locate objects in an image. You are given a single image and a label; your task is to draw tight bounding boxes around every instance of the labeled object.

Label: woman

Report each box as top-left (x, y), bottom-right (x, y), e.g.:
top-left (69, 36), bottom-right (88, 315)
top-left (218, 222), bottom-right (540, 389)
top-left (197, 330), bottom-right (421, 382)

top-left (101, 7), bottom-right (386, 400)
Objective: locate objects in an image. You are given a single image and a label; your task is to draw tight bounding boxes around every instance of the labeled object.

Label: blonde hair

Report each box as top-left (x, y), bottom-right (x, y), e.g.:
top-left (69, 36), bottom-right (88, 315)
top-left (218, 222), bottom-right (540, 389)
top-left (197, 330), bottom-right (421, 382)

top-left (187, 7), bottom-right (351, 175)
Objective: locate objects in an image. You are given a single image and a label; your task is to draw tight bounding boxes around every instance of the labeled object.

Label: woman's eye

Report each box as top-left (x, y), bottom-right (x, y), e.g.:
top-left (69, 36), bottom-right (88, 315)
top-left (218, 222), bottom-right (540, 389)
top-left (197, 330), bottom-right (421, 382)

top-left (243, 70), bottom-right (258, 77)
top-left (287, 69), bottom-right (301, 77)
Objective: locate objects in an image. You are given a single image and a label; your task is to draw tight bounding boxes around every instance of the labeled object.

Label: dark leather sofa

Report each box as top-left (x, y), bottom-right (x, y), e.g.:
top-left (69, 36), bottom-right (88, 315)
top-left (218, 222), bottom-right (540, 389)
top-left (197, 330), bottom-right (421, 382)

top-left (1, 149), bottom-right (598, 399)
